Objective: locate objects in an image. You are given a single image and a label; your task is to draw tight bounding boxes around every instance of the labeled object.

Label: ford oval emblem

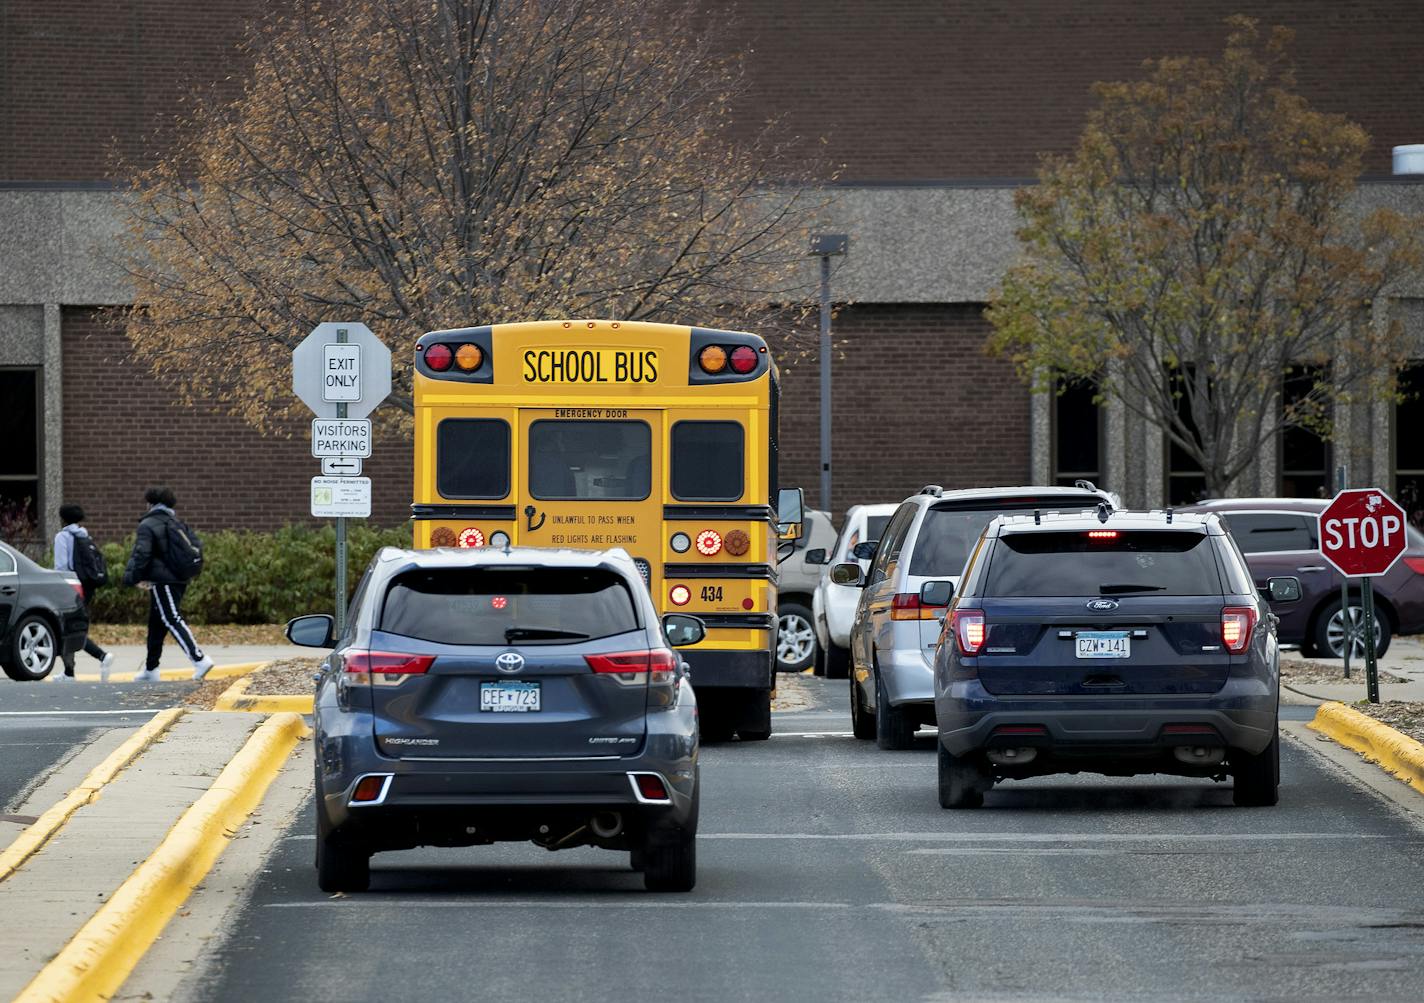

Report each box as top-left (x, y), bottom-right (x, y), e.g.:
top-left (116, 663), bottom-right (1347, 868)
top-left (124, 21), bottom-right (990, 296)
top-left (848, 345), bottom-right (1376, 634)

top-left (1086, 599), bottom-right (1119, 612)
top-left (495, 651), bottom-right (526, 674)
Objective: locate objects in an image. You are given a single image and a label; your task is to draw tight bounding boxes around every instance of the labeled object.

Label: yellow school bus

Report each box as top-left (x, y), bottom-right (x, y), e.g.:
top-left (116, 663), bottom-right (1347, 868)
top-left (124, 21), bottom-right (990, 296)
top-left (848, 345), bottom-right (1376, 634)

top-left (411, 319), bottom-right (800, 740)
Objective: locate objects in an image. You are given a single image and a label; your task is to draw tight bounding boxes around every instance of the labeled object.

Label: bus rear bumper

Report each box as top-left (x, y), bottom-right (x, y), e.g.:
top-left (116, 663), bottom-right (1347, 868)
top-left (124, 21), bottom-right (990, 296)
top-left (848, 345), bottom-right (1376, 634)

top-left (681, 648), bottom-right (774, 690)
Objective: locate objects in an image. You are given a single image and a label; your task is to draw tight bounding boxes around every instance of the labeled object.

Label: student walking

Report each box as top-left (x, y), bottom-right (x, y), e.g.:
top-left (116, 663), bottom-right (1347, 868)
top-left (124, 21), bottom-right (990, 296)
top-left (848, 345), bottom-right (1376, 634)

top-left (51, 504), bottom-right (115, 682)
top-left (122, 486), bottom-right (212, 682)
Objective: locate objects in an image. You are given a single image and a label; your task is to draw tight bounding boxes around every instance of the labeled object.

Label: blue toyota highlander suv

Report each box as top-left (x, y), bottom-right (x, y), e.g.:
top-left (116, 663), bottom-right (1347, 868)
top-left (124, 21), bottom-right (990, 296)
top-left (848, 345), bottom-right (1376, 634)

top-left (932, 508), bottom-right (1300, 809)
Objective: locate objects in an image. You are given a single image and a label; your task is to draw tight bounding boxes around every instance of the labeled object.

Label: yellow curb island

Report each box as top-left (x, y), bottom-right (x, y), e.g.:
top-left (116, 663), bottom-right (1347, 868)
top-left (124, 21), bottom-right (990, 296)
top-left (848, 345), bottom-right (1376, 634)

top-left (1308, 701), bottom-right (1424, 797)
top-left (52, 660), bottom-right (268, 684)
top-left (16, 711), bottom-right (309, 1003)
top-left (213, 674), bottom-right (314, 714)
top-left (0, 708), bottom-right (185, 884)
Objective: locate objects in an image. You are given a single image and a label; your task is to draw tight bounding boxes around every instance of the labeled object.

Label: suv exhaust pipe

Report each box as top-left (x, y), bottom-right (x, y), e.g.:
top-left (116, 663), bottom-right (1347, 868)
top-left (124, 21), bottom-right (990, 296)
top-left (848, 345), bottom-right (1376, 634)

top-left (986, 747), bottom-right (1037, 767)
top-left (590, 811), bottom-right (624, 839)
top-left (1173, 746), bottom-right (1225, 766)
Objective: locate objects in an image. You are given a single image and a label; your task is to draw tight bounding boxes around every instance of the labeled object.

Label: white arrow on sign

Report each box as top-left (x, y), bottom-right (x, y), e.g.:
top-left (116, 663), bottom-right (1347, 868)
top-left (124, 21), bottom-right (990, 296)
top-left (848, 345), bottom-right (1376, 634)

top-left (322, 456), bottom-right (363, 476)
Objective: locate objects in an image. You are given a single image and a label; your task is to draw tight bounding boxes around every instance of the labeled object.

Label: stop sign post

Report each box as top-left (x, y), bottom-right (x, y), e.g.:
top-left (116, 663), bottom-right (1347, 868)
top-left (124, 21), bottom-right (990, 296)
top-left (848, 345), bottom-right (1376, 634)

top-left (1317, 488), bottom-right (1407, 703)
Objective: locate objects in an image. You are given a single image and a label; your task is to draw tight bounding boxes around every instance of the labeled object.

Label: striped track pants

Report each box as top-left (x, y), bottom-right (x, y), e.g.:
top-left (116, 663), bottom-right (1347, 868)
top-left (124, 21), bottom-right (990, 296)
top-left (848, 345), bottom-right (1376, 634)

top-left (146, 583), bottom-right (205, 670)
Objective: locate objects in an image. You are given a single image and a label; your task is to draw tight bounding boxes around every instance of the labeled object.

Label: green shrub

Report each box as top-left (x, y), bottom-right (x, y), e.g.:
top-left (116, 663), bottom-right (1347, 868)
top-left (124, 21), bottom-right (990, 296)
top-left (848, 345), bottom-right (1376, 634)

top-left (89, 522), bottom-right (413, 624)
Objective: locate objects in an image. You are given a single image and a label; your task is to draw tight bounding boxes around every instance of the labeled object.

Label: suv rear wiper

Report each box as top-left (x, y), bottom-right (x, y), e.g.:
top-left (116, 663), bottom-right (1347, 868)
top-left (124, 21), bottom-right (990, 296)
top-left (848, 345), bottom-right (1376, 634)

top-left (1099, 584), bottom-right (1166, 595)
top-left (504, 627), bottom-right (591, 641)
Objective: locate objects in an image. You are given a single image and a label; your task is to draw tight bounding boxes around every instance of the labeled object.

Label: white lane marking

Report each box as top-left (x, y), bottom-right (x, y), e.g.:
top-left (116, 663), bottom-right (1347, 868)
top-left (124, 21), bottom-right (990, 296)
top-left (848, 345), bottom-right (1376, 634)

top-left (0, 709), bottom-right (162, 717)
top-left (699, 832), bottom-right (1397, 842)
top-left (767, 732), bottom-right (855, 738)
top-left (904, 847), bottom-right (1278, 856)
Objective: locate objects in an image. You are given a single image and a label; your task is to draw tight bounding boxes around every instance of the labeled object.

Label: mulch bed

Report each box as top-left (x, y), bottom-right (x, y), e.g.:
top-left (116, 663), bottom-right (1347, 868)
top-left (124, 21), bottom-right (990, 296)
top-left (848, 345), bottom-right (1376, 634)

top-left (89, 623), bottom-right (288, 647)
top-left (1281, 658), bottom-right (1406, 686)
top-left (184, 656), bottom-right (322, 709)
top-left (1353, 701), bottom-right (1424, 746)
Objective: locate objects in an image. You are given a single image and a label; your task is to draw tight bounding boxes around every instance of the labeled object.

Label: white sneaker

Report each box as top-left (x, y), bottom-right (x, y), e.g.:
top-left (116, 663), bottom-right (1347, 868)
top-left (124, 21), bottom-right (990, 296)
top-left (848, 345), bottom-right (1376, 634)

top-left (55, 673), bottom-right (76, 683)
top-left (99, 653), bottom-right (114, 683)
top-left (133, 667), bottom-right (162, 683)
top-left (192, 656), bottom-right (214, 681)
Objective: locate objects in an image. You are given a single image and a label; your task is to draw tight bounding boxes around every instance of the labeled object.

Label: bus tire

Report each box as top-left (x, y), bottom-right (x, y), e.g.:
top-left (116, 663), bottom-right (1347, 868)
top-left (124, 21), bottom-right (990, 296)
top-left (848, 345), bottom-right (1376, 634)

top-left (738, 688), bottom-right (772, 741)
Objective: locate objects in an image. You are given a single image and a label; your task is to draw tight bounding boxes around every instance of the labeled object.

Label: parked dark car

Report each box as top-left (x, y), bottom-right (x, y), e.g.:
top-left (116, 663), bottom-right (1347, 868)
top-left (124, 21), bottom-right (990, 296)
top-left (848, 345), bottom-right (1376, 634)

top-left (0, 541), bottom-right (87, 681)
top-left (289, 545), bottom-right (703, 894)
top-left (934, 510), bottom-right (1294, 808)
top-left (1181, 498), bottom-right (1424, 658)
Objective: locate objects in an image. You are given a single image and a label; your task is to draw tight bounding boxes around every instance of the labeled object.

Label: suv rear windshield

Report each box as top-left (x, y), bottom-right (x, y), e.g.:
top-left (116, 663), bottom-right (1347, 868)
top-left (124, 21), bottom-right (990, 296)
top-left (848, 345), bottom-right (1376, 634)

top-left (984, 531), bottom-right (1222, 597)
top-left (380, 568), bottom-right (640, 645)
top-left (908, 501), bottom-right (1097, 577)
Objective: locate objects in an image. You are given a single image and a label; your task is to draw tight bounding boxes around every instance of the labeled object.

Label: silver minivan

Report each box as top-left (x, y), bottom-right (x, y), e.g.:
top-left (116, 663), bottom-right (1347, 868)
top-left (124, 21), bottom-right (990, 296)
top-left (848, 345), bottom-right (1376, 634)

top-left (836, 484), bottom-right (1114, 749)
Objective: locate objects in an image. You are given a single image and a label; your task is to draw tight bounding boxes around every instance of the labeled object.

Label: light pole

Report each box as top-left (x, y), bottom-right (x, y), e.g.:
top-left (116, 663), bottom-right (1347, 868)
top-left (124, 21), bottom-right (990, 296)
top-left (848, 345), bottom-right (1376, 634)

top-left (810, 233), bottom-right (848, 513)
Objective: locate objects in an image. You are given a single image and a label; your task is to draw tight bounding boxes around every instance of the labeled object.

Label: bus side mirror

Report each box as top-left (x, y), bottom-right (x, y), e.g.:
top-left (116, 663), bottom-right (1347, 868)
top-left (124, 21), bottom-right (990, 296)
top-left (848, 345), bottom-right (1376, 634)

top-left (777, 487), bottom-right (805, 541)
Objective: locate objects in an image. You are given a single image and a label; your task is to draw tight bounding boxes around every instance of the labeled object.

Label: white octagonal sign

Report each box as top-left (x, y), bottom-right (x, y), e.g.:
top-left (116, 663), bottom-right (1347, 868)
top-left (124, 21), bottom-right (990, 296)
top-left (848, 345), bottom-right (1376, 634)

top-left (292, 322), bottom-right (392, 419)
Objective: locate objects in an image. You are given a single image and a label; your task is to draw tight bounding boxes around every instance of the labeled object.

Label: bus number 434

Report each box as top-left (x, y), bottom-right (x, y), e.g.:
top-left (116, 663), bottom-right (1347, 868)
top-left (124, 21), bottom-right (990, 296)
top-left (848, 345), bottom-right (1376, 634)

top-left (700, 586), bottom-right (723, 603)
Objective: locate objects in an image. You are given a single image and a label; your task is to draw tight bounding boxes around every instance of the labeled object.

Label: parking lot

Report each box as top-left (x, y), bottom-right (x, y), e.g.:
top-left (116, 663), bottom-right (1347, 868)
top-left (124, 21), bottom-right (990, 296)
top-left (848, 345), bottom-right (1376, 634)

top-left (0, 676), bottom-right (1372, 1001)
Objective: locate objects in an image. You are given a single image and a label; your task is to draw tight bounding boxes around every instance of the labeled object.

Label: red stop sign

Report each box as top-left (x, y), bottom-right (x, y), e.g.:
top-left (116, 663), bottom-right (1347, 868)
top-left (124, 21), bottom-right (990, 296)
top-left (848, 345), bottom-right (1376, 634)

top-left (1317, 489), bottom-right (1408, 577)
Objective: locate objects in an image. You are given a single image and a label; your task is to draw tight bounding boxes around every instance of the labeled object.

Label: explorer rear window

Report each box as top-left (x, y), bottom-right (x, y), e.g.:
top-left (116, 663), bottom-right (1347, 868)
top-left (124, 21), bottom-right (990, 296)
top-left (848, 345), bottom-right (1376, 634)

top-left (379, 568), bottom-right (639, 645)
top-left (984, 531), bottom-right (1222, 597)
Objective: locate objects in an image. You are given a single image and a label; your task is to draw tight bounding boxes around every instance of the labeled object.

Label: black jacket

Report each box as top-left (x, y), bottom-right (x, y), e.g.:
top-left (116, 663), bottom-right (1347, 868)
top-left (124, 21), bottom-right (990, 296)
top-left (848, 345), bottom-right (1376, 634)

top-left (123, 509), bottom-right (181, 586)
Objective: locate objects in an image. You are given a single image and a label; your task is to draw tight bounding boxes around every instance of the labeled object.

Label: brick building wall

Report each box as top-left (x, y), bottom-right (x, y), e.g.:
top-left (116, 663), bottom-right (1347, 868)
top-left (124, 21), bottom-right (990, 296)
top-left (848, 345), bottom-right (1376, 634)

top-left (4, 1), bottom-right (1422, 183)
top-left (774, 304), bottom-right (1029, 514)
top-left (61, 308), bottom-right (413, 542)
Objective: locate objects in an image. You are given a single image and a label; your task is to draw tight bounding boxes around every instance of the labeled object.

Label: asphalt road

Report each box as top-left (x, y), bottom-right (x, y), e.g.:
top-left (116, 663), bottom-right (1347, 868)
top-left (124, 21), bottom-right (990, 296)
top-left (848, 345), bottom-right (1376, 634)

top-left (0, 684), bottom-right (192, 811)
top-left (187, 678), bottom-right (1424, 1001)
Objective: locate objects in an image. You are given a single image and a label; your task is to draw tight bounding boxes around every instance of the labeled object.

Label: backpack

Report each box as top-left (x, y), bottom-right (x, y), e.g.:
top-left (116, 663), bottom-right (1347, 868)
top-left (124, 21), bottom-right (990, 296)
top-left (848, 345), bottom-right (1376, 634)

top-left (161, 516), bottom-right (205, 581)
top-left (71, 533), bottom-right (108, 588)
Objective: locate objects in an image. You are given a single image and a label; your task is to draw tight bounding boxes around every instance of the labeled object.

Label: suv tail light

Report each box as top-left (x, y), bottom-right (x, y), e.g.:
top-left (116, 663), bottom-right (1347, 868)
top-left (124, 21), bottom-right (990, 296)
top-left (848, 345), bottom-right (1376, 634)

top-left (1220, 607), bottom-right (1257, 653)
top-left (342, 651), bottom-right (435, 674)
top-left (1404, 557), bottom-right (1424, 575)
top-left (951, 609), bottom-right (986, 655)
top-left (892, 592), bottom-right (951, 621)
top-left (586, 649), bottom-right (677, 685)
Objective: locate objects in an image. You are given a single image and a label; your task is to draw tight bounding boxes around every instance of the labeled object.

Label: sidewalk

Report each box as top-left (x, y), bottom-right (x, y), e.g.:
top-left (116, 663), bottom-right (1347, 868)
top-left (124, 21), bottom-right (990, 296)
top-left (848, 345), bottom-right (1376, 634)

top-left (1281, 634), bottom-right (1424, 705)
top-left (0, 712), bottom-right (261, 998)
top-left (33, 643), bottom-right (309, 683)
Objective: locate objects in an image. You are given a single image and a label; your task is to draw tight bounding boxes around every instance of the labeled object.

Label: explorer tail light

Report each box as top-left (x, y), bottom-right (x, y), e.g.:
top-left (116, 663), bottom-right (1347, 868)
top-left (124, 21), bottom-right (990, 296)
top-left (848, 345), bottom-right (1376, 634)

top-left (342, 651), bottom-right (436, 674)
top-left (1220, 607), bottom-right (1257, 653)
top-left (951, 609), bottom-right (986, 655)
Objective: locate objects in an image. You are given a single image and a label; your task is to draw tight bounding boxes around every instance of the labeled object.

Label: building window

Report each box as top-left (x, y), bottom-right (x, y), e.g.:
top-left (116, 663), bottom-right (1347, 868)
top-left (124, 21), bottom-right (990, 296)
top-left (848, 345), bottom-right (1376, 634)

top-left (1051, 378), bottom-right (1102, 487)
top-left (1166, 369), bottom-right (1207, 505)
top-left (1280, 367), bottom-right (1331, 499)
top-left (0, 369), bottom-right (41, 543)
top-left (1396, 363), bottom-right (1424, 527)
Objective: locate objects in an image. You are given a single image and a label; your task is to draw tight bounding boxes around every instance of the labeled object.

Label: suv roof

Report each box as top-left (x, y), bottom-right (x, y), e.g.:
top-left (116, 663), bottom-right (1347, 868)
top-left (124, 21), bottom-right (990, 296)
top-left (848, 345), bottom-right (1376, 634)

top-left (1181, 497), bottom-right (1328, 514)
top-left (914, 484), bottom-right (1114, 504)
top-left (375, 545), bottom-right (641, 574)
top-left (991, 510), bottom-right (1224, 536)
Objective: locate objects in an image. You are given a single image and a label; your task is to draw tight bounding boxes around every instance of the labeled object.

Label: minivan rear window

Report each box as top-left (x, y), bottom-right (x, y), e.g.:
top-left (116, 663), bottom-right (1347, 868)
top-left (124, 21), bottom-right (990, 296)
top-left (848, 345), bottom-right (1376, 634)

top-left (984, 531), bottom-right (1222, 597)
top-left (380, 568), bottom-right (639, 645)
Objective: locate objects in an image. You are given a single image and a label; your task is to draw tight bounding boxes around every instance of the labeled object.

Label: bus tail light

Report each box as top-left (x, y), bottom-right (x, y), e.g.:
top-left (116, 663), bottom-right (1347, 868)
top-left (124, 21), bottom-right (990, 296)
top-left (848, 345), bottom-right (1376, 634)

top-left (698, 345), bottom-right (728, 374)
top-left (457, 527), bottom-right (485, 548)
top-left (454, 343), bottom-right (483, 371)
top-left (695, 530), bottom-right (722, 556)
top-left (1221, 607), bottom-right (1257, 653)
top-left (425, 344), bottom-right (453, 371)
top-left (951, 609), bottom-right (986, 655)
top-left (729, 345), bottom-right (758, 374)
top-left (669, 584), bottom-right (691, 606)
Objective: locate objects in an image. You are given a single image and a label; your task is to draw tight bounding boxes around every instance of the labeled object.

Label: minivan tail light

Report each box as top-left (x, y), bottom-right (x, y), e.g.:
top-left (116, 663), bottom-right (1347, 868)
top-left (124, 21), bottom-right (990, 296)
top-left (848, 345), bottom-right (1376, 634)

top-left (1404, 556), bottom-right (1424, 575)
top-left (586, 649), bottom-right (677, 685)
top-left (343, 650), bottom-right (435, 674)
top-left (951, 609), bottom-right (986, 655)
top-left (1220, 607), bottom-right (1257, 653)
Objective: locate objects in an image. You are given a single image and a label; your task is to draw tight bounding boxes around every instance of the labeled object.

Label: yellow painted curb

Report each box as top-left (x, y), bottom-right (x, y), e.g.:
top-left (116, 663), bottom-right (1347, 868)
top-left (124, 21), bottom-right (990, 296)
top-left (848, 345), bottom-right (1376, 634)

top-left (213, 675), bottom-right (314, 714)
top-left (55, 660), bottom-right (267, 683)
top-left (1308, 701), bottom-right (1424, 796)
top-left (0, 707), bottom-right (184, 884)
top-left (15, 712), bottom-right (309, 1003)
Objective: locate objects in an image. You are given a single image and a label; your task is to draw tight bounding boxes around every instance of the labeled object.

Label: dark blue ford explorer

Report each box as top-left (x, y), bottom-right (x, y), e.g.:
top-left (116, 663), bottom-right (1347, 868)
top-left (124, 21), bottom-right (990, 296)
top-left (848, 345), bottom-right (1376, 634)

top-left (932, 508), bottom-right (1300, 809)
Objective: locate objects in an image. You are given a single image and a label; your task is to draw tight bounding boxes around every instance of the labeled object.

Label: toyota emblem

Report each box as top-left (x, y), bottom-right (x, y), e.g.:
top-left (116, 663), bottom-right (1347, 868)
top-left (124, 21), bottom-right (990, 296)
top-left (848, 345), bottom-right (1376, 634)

top-left (1086, 599), bottom-right (1120, 612)
top-left (495, 651), bottom-right (526, 674)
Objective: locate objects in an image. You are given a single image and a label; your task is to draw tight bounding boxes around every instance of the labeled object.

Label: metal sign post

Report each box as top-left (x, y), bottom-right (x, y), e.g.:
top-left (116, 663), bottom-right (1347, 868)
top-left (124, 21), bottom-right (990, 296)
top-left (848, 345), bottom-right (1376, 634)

top-left (334, 328), bottom-right (349, 637)
top-left (1362, 578), bottom-right (1380, 703)
top-left (293, 321), bottom-right (391, 637)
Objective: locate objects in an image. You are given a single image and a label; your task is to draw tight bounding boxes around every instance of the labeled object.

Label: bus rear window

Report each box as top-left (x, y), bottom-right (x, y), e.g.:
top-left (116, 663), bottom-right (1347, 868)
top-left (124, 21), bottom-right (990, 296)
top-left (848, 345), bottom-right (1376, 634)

top-left (671, 421), bottom-right (744, 501)
top-left (529, 420), bottom-right (651, 500)
top-left (437, 419), bottom-right (510, 499)
top-left (380, 568), bottom-right (639, 645)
